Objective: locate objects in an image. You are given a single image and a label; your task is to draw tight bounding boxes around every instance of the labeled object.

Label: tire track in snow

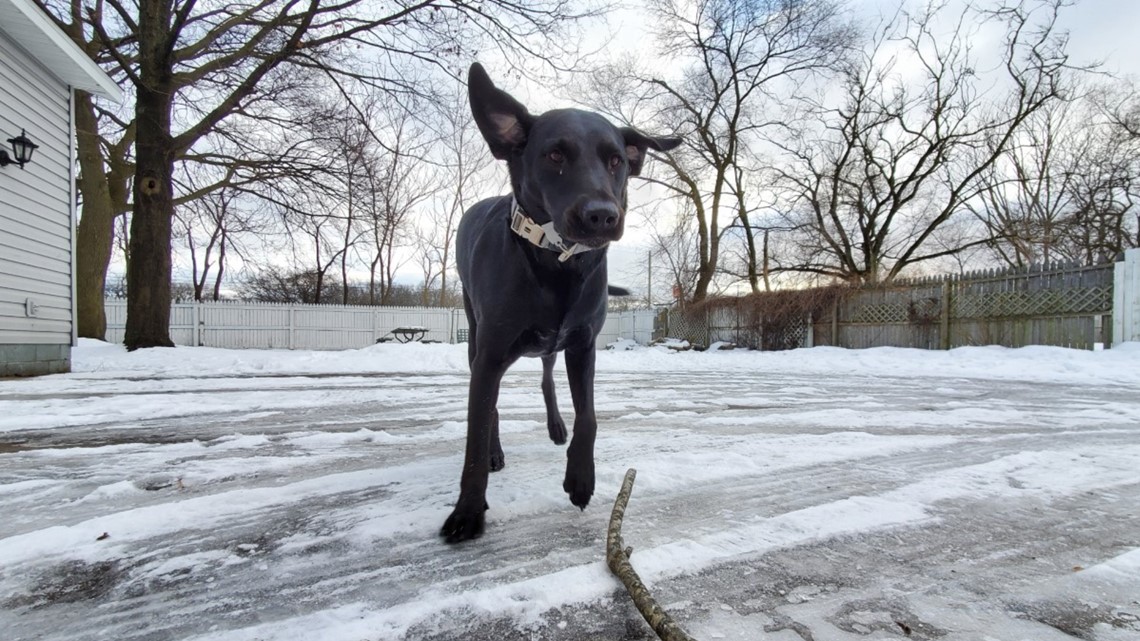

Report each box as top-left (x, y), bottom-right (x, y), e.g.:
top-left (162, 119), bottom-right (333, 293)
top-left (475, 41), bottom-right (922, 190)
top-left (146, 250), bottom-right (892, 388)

top-left (3, 369), bottom-right (1139, 640)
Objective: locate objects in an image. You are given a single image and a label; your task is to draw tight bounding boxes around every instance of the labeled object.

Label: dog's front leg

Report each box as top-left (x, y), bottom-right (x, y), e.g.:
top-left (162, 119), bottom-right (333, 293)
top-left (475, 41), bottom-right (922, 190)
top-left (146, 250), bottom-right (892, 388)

top-left (441, 356), bottom-right (506, 543)
top-left (562, 344), bottom-right (597, 510)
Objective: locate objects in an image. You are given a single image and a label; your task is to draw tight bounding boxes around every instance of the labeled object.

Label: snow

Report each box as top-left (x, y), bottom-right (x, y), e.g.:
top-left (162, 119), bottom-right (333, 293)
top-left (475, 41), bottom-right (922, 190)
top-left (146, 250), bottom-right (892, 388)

top-left (2, 339), bottom-right (1139, 640)
top-left (58, 337), bottom-right (1140, 385)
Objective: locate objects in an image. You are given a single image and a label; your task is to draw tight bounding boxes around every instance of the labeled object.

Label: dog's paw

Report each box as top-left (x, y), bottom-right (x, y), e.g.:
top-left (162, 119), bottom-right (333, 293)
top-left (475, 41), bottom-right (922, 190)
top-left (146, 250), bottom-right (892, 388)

top-left (563, 464), bottom-right (595, 510)
top-left (489, 447), bottom-right (505, 472)
top-left (547, 417), bottom-right (567, 445)
top-left (440, 502), bottom-right (488, 543)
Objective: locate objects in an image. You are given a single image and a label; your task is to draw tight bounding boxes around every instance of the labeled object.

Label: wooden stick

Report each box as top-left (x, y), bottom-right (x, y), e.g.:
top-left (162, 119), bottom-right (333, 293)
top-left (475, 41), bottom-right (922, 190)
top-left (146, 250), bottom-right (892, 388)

top-left (606, 468), bottom-right (699, 641)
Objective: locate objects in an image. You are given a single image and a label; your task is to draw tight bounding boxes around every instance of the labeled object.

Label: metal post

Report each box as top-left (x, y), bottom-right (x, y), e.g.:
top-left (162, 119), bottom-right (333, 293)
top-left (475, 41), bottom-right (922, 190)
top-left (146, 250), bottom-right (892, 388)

top-left (289, 307), bottom-right (296, 350)
top-left (940, 281), bottom-right (952, 350)
top-left (647, 250), bottom-right (652, 308)
top-left (193, 302), bottom-right (201, 346)
top-left (830, 299), bottom-right (839, 347)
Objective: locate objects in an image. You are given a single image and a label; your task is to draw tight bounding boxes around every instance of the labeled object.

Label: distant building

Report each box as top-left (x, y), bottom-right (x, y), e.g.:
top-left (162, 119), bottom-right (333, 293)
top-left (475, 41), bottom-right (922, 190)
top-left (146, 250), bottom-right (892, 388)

top-left (0, 0), bottom-right (121, 376)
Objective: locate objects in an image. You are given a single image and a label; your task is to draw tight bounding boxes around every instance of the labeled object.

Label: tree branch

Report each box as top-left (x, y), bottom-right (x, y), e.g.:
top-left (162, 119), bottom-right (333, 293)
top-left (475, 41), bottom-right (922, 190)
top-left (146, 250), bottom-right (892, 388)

top-left (607, 469), bottom-right (699, 641)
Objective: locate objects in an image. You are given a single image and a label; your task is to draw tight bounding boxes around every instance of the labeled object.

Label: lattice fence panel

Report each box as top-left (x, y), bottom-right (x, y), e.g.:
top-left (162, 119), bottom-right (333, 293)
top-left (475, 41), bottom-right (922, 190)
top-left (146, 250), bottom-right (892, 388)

top-left (704, 307), bottom-right (809, 350)
top-left (665, 309), bottom-right (709, 347)
top-left (767, 317), bottom-right (809, 351)
top-left (850, 302), bottom-right (911, 324)
top-left (953, 287), bottom-right (1113, 319)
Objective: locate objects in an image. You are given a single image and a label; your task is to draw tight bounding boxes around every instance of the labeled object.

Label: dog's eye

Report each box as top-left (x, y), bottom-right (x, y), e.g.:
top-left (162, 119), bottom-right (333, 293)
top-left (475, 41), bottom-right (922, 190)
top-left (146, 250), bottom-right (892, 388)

top-left (548, 150), bottom-right (564, 164)
top-left (609, 154), bottom-right (623, 170)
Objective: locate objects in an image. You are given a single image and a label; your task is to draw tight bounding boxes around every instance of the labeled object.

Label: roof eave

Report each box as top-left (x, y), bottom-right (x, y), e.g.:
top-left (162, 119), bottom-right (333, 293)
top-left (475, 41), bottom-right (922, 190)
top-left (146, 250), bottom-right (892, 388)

top-left (1, 0), bottom-right (124, 103)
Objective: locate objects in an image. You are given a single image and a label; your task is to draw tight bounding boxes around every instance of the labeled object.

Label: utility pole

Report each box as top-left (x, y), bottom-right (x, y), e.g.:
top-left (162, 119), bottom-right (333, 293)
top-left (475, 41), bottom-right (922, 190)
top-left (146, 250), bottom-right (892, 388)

top-left (646, 250), bottom-right (652, 308)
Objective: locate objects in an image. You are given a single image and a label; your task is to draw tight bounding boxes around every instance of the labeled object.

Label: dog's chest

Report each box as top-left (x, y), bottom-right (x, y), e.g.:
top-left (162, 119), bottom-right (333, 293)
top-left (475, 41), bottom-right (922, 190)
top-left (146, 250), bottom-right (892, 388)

top-left (518, 324), bottom-right (571, 357)
top-left (509, 279), bottom-right (602, 357)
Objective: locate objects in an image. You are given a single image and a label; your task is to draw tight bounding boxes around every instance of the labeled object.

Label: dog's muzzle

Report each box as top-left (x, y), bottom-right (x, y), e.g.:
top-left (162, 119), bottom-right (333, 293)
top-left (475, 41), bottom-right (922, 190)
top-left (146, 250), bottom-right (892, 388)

top-left (510, 199), bottom-right (603, 262)
top-left (575, 201), bottom-right (622, 238)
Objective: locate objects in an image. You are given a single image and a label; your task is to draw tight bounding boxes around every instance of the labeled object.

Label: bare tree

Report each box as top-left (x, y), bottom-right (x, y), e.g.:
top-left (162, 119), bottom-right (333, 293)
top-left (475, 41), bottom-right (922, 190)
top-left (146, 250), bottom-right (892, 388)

top-left (1104, 80), bottom-right (1140, 139)
top-left (176, 186), bottom-right (233, 301)
top-left (967, 86), bottom-right (1140, 267)
top-left (641, 197), bottom-right (702, 307)
top-left (357, 107), bottom-right (433, 306)
top-left (173, 161), bottom-right (276, 301)
top-left (596, 0), bottom-right (855, 303)
top-left (40, 0), bottom-right (605, 348)
top-left (774, 0), bottom-right (1078, 283)
top-left (967, 98), bottom-right (1076, 267)
top-left (1062, 114), bottom-right (1140, 262)
top-left (312, 106), bottom-right (377, 306)
top-left (264, 164), bottom-right (352, 306)
top-left (240, 266), bottom-right (331, 304)
top-left (418, 86), bottom-right (494, 306)
top-left (38, 0), bottom-right (137, 338)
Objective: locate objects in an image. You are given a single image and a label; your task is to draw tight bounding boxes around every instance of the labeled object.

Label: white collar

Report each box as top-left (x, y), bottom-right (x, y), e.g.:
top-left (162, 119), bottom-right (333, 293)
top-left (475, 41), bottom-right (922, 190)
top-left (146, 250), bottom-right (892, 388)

top-left (509, 198), bottom-right (601, 262)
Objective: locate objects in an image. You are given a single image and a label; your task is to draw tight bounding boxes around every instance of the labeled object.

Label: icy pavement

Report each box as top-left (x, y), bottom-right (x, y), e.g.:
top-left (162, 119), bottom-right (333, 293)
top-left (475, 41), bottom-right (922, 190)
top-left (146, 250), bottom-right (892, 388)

top-left (1, 341), bottom-right (1139, 640)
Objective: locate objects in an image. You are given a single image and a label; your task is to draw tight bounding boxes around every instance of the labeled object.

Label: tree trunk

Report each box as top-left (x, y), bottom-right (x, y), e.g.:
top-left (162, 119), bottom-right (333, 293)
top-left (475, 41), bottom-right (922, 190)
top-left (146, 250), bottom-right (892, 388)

top-left (438, 255), bottom-right (448, 307)
top-left (74, 92), bottom-right (115, 339)
top-left (762, 229), bottom-right (771, 292)
top-left (124, 0), bottom-right (175, 350)
top-left (212, 233), bottom-right (225, 301)
top-left (341, 222), bottom-right (351, 305)
top-left (739, 207), bottom-right (759, 294)
top-left (693, 188), bottom-right (722, 303)
top-left (693, 209), bottom-right (712, 303)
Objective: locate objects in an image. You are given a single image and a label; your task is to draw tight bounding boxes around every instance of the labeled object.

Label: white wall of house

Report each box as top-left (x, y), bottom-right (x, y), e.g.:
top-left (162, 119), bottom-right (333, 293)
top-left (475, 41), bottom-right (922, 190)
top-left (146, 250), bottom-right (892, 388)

top-left (0, 0), bottom-right (120, 375)
top-left (1114, 248), bottom-right (1140, 345)
top-left (0, 30), bottom-right (74, 374)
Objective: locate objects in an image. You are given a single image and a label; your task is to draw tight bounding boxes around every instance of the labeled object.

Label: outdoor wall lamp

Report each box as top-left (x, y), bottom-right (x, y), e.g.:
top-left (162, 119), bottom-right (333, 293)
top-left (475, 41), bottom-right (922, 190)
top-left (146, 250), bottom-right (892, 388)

top-left (0, 129), bottom-right (39, 169)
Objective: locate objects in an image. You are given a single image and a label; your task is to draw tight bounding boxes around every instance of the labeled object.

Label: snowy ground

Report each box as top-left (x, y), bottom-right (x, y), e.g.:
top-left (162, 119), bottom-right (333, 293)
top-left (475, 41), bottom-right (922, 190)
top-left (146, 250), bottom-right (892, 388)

top-left (2, 340), bottom-right (1140, 641)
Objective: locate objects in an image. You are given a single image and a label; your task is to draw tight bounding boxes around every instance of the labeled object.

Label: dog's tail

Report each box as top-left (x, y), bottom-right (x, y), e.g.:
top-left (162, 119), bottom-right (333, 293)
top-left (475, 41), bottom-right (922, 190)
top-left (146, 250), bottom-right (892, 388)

top-left (608, 285), bottom-right (632, 297)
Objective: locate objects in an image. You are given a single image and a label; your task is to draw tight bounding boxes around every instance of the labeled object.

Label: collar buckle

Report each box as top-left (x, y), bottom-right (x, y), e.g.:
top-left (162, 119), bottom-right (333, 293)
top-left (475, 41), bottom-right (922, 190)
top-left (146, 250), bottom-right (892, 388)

top-left (510, 198), bottom-right (597, 262)
top-left (510, 207), bottom-right (547, 246)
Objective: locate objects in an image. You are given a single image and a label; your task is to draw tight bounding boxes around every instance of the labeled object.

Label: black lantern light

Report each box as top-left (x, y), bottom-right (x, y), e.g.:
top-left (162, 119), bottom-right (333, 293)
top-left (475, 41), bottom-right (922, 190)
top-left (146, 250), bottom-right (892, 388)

top-left (0, 130), bottom-right (39, 169)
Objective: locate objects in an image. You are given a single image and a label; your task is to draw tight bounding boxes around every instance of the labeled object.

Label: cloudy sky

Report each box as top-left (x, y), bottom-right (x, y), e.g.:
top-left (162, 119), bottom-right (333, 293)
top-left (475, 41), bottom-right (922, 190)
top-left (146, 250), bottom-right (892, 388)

top-left (592, 0), bottom-right (1140, 297)
top-left (165, 0), bottom-right (1140, 299)
top-left (1051, 0), bottom-right (1140, 73)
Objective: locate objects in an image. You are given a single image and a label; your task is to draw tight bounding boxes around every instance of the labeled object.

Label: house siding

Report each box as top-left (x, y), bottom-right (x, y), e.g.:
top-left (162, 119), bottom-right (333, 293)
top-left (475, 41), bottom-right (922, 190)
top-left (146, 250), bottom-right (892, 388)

top-left (0, 26), bottom-right (75, 375)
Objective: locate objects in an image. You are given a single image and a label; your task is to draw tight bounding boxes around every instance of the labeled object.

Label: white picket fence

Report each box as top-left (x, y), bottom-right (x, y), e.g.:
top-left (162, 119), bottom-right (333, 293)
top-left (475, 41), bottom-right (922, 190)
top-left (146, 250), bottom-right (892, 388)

top-left (1114, 248), bottom-right (1140, 344)
top-left (103, 300), bottom-right (656, 350)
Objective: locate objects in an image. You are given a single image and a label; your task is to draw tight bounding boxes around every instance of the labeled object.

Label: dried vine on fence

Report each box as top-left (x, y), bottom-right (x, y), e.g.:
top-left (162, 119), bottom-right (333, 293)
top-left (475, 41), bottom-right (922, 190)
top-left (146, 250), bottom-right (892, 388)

top-left (692, 286), bottom-right (846, 350)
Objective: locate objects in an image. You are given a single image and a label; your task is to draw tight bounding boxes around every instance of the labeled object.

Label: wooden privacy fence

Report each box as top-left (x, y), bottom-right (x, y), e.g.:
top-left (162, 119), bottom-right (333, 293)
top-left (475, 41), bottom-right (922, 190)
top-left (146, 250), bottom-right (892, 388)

top-left (813, 261), bottom-right (1115, 350)
top-left (802, 260), bottom-right (1112, 349)
top-left (662, 306), bottom-right (815, 350)
top-left (103, 300), bottom-right (656, 350)
top-left (660, 257), bottom-right (1129, 351)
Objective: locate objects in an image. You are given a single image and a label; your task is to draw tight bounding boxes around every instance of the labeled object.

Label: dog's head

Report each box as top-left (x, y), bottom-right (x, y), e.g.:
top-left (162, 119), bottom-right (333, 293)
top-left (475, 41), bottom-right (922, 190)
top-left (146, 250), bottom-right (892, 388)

top-left (468, 63), bottom-right (680, 249)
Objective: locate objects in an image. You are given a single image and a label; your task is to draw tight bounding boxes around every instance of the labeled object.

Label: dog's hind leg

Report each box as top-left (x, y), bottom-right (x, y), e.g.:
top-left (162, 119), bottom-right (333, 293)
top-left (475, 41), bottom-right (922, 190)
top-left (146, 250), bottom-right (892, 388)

top-left (541, 354), bottom-right (568, 445)
top-left (562, 344), bottom-right (597, 510)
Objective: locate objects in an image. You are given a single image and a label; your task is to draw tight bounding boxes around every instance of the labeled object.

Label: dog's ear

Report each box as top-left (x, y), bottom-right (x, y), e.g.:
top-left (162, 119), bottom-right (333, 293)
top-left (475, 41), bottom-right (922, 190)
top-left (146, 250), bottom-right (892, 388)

top-left (621, 128), bottom-right (682, 176)
top-left (468, 63), bottom-right (534, 160)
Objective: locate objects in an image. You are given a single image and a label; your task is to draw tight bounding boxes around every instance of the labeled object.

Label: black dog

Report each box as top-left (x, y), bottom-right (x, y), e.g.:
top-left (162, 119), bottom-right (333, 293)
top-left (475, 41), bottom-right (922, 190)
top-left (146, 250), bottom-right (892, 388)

top-left (440, 63), bottom-right (679, 543)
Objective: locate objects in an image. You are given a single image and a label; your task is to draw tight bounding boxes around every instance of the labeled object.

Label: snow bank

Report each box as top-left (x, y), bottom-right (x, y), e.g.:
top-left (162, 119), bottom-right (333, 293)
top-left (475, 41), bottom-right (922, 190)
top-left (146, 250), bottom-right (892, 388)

top-left (68, 338), bottom-right (1140, 387)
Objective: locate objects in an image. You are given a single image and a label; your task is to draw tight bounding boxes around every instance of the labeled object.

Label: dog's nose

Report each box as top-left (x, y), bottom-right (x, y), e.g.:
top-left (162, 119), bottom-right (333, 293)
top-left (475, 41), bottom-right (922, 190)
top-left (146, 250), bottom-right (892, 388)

top-left (581, 202), bottom-right (621, 233)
